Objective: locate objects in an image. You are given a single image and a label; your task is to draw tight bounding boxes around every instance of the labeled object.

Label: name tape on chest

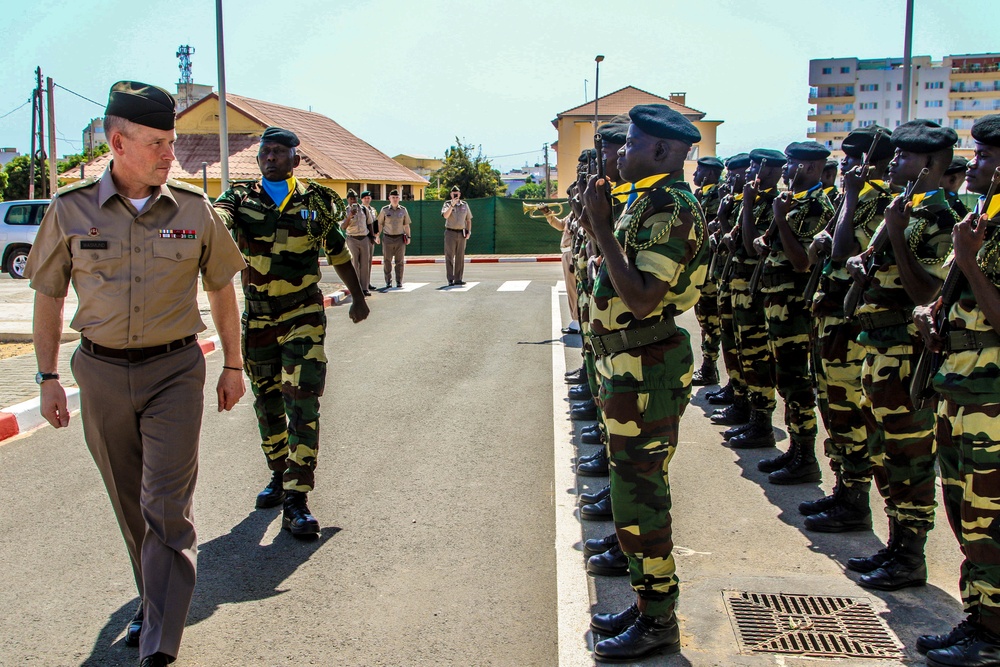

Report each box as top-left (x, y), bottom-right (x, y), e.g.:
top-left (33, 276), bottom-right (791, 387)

top-left (80, 240), bottom-right (108, 250)
top-left (159, 229), bottom-right (197, 239)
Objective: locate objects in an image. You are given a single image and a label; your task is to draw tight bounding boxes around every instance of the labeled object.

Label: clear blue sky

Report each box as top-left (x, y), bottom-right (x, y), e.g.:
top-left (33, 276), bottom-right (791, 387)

top-left (1, 0), bottom-right (996, 174)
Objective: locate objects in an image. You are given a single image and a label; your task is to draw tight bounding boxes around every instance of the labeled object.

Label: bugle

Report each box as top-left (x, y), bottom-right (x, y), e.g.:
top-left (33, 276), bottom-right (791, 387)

top-left (523, 201), bottom-right (565, 218)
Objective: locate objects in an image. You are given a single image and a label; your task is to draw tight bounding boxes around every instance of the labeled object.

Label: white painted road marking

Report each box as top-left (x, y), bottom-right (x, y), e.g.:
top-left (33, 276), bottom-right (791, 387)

top-left (498, 280), bottom-right (531, 292)
top-left (441, 282), bottom-right (479, 292)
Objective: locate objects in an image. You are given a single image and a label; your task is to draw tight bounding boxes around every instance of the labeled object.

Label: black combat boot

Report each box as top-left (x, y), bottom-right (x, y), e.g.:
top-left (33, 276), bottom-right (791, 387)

top-left (580, 495), bottom-right (613, 520)
top-left (569, 383), bottom-right (593, 400)
top-left (727, 410), bottom-right (776, 449)
top-left (847, 519), bottom-right (897, 573)
top-left (723, 410), bottom-right (757, 440)
top-left (591, 603), bottom-right (640, 636)
top-left (926, 626), bottom-right (1000, 667)
top-left (706, 383), bottom-right (734, 405)
top-left (799, 473), bottom-right (843, 516)
top-left (576, 448), bottom-right (609, 476)
top-left (917, 617), bottom-right (976, 654)
top-left (691, 357), bottom-right (719, 386)
top-left (580, 484), bottom-right (610, 505)
top-left (587, 543), bottom-right (629, 576)
top-left (282, 491), bottom-right (320, 537)
top-left (758, 441), bottom-right (796, 473)
top-left (571, 399), bottom-right (598, 421)
top-left (580, 428), bottom-right (604, 445)
top-left (710, 397), bottom-right (751, 425)
top-left (565, 366), bottom-right (588, 385)
top-left (804, 482), bottom-right (872, 532)
top-left (593, 612), bottom-right (681, 662)
top-left (858, 527), bottom-right (927, 591)
top-left (255, 469), bottom-right (286, 509)
top-left (768, 439), bottom-right (821, 484)
top-left (584, 532), bottom-right (618, 558)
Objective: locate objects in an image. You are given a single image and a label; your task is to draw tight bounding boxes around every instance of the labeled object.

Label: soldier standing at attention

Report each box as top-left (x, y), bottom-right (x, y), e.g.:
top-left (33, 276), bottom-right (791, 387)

top-left (822, 159), bottom-right (841, 204)
top-left (27, 81), bottom-right (247, 667)
top-left (943, 156), bottom-right (971, 218)
top-left (341, 189), bottom-right (376, 296)
top-left (580, 104), bottom-right (708, 662)
top-left (214, 126), bottom-right (370, 538)
top-left (692, 155), bottom-right (725, 386)
top-left (913, 114), bottom-right (1000, 666)
top-left (442, 185), bottom-right (472, 285)
top-left (845, 119), bottom-right (959, 591)
top-left (377, 189), bottom-right (411, 290)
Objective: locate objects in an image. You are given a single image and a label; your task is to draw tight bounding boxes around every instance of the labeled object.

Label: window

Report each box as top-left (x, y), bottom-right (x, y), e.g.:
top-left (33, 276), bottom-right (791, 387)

top-left (897, 83), bottom-right (902, 91)
top-left (953, 119), bottom-right (962, 129)
top-left (827, 87), bottom-right (836, 96)
top-left (860, 83), bottom-right (879, 92)
top-left (925, 81), bottom-right (944, 89)
top-left (860, 102), bottom-right (878, 110)
top-left (824, 104), bottom-right (834, 111)
top-left (366, 184), bottom-right (383, 200)
top-left (4, 204), bottom-right (46, 225)
top-left (402, 184), bottom-right (413, 200)
top-left (841, 66), bottom-right (850, 73)
top-left (822, 67), bottom-right (832, 74)
top-left (896, 101), bottom-right (902, 108)
top-left (925, 100), bottom-right (943, 108)
top-left (347, 182), bottom-right (361, 196)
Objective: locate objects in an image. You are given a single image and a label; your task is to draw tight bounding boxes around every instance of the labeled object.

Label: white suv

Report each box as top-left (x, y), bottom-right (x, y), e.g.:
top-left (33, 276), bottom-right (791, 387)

top-left (0, 199), bottom-right (49, 279)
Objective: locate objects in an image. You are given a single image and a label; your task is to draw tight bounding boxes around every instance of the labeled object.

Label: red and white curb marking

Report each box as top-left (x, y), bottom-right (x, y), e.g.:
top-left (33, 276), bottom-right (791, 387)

top-left (321, 256), bottom-right (562, 266)
top-left (0, 290), bottom-right (353, 443)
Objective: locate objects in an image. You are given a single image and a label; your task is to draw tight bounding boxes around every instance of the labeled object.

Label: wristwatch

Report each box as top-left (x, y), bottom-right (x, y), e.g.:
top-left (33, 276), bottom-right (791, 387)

top-left (35, 372), bottom-right (59, 385)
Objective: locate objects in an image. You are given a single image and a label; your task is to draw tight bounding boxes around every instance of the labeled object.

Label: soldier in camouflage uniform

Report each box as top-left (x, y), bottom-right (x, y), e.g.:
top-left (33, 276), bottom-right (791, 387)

top-left (913, 114), bottom-right (1000, 666)
top-left (580, 104), bottom-right (708, 662)
top-left (822, 159), bottom-right (840, 204)
top-left (803, 126), bottom-right (895, 532)
top-left (844, 119), bottom-right (960, 590)
top-left (749, 142), bottom-right (835, 483)
top-left (943, 156), bottom-right (971, 219)
top-left (692, 156), bottom-right (725, 386)
top-left (214, 126), bottom-right (370, 538)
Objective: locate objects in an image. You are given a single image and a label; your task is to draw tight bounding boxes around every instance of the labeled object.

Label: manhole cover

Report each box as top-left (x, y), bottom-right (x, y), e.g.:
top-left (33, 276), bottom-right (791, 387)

top-left (723, 591), bottom-right (903, 659)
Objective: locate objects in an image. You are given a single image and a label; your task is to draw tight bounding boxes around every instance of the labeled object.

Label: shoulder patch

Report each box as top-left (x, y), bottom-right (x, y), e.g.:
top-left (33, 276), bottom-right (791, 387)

top-left (166, 179), bottom-right (208, 197)
top-left (56, 177), bottom-right (99, 197)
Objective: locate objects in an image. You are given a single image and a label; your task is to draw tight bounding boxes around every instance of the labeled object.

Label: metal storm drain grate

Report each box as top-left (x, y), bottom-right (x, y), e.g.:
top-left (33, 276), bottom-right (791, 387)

top-left (723, 591), bottom-right (903, 659)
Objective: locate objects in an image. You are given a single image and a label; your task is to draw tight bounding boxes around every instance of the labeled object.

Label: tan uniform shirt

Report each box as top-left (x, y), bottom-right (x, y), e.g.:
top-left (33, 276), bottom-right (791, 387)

top-left (26, 164), bottom-right (246, 349)
top-left (377, 204), bottom-right (411, 236)
top-left (344, 203), bottom-right (375, 237)
top-left (442, 200), bottom-right (472, 231)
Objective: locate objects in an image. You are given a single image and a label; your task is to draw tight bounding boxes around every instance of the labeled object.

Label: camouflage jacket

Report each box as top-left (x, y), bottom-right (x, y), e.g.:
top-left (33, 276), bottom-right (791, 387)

top-left (761, 183), bottom-right (834, 292)
top-left (214, 179), bottom-right (351, 301)
top-left (696, 183), bottom-right (723, 221)
top-left (731, 189), bottom-right (778, 272)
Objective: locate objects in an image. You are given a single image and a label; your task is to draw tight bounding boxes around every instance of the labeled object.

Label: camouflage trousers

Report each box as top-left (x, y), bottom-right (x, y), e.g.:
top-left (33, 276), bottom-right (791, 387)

top-left (578, 290), bottom-right (606, 430)
top-left (763, 283), bottom-right (816, 443)
top-left (815, 314), bottom-right (872, 485)
top-left (733, 274), bottom-right (776, 411)
top-left (597, 370), bottom-right (691, 617)
top-left (860, 348), bottom-right (937, 534)
top-left (937, 398), bottom-right (1000, 634)
top-left (718, 279), bottom-right (746, 399)
top-left (243, 301), bottom-right (328, 493)
top-left (695, 279), bottom-right (721, 363)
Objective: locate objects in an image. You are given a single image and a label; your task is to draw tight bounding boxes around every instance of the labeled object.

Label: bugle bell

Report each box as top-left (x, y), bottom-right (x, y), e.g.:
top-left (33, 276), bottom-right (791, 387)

top-left (522, 201), bottom-right (564, 218)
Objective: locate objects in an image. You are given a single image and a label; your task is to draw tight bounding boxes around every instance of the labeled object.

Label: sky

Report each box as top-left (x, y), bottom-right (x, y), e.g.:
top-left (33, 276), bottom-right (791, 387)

top-left (1, 0), bottom-right (997, 174)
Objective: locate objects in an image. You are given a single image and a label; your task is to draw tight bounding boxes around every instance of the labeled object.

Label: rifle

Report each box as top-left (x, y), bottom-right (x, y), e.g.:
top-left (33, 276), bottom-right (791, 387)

top-left (843, 168), bottom-right (930, 319)
top-left (910, 167), bottom-right (1000, 409)
top-left (748, 163), bottom-right (802, 294)
top-left (721, 159), bottom-right (767, 282)
top-left (705, 181), bottom-right (733, 278)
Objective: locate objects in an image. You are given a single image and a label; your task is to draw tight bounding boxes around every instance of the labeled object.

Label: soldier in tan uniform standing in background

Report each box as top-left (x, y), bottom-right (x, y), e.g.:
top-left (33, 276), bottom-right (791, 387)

top-left (25, 81), bottom-right (247, 667)
top-left (341, 189), bottom-right (376, 296)
top-left (442, 185), bottom-right (472, 286)
top-left (377, 189), bottom-right (411, 290)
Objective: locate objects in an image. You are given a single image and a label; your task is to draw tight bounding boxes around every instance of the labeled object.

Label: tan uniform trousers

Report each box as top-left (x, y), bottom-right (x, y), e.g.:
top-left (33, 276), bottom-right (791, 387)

top-left (444, 228), bottom-right (467, 283)
top-left (382, 234), bottom-right (406, 286)
top-left (72, 341), bottom-right (205, 660)
top-left (561, 249), bottom-right (578, 321)
top-left (346, 235), bottom-right (373, 289)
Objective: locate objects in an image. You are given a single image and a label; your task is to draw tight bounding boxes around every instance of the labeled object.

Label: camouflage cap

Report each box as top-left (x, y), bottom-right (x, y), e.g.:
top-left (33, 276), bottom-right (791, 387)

top-left (105, 81), bottom-right (176, 130)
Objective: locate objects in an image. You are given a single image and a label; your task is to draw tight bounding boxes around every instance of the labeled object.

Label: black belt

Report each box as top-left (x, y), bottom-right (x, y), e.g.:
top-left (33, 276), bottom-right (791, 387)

top-left (82, 335), bottom-right (196, 363)
top-left (245, 285), bottom-right (320, 316)
top-left (446, 228), bottom-right (466, 232)
top-left (761, 271), bottom-right (797, 289)
top-left (947, 329), bottom-right (1000, 351)
top-left (731, 262), bottom-right (755, 279)
top-left (349, 234), bottom-right (369, 239)
top-left (588, 318), bottom-right (678, 358)
top-left (856, 309), bottom-right (913, 332)
top-left (383, 233), bottom-right (405, 238)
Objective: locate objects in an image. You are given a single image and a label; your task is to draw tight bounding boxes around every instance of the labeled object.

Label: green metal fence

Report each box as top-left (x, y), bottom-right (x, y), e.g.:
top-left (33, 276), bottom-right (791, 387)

top-left (370, 197), bottom-right (567, 256)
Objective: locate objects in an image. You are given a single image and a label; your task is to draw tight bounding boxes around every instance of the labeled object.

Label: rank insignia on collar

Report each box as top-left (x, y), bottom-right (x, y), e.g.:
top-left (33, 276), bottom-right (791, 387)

top-left (89, 227), bottom-right (99, 236)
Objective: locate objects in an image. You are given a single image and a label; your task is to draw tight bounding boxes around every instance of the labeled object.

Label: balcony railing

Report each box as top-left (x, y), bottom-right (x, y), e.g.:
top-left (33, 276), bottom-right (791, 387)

top-left (952, 63), bottom-right (1000, 75)
top-left (951, 82), bottom-right (1000, 93)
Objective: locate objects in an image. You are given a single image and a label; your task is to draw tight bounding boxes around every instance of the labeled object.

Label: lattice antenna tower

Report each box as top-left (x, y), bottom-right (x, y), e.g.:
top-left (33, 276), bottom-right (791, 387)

top-left (177, 45), bottom-right (195, 84)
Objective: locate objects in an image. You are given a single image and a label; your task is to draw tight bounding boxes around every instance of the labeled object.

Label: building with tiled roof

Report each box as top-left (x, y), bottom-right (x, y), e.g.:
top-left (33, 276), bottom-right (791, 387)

top-left (63, 91), bottom-right (429, 200)
top-left (552, 86), bottom-right (723, 184)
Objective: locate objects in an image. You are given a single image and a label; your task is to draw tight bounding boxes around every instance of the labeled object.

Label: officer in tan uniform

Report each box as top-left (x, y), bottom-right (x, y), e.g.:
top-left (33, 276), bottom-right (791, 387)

top-left (442, 185), bottom-right (472, 285)
top-left (26, 81), bottom-right (246, 667)
top-left (377, 189), bottom-right (411, 289)
top-left (341, 189), bottom-right (376, 295)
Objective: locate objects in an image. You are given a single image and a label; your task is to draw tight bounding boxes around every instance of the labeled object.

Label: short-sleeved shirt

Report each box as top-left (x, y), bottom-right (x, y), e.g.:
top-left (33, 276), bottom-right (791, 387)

top-left (25, 163), bottom-right (246, 349)
top-left (377, 204), bottom-right (411, 236)
top-left (761, 183), bottom-right (834, 292)
top-left (590, 172), bottom-right (708, 391)
top-left (343, 203), bottom-right (376, 237)
top-left (214, 179), bottom-right (351, 301)
top-left (442, 200), bottom-right (472, 230)
top-left (857, 189), bottom-right (960, 349)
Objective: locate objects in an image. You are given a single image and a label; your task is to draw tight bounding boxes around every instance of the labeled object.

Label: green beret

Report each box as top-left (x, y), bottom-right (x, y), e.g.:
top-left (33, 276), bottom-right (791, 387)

top-left (944, 157), bottom-right (969, 175)
top-left (597, 122), bottom-right (628, 145)
top-left (629, 104), bottom-right (701, 144)
top-left (450, 185), bottom-right (461, 192)
top-left (749, 148), bottom-right (788, 167)
top-left (725, 153), bottom-right (751, 170)
top-left (105, 81), bottom-right (176, 131)
top-left (697, 156), bottom-right (725, 170)
top-left (260, 126), bottom-right (300, 147)
top-left (841, 126), bottom-right (894, 161)
top-left (785, 141), bottom-right (831, 161)
top-left (578, 149), bottom-right (596, 163)
top-left (971, 114), bottom-right (1000, 147)
top-left (891, 119), bottom-right (958, 153)
top-left (388, 189), bottom-right (400, 196)
top-left (346, 189), bottom-right (358, 199)
top-left (360, 190), bottom-right (372, 198)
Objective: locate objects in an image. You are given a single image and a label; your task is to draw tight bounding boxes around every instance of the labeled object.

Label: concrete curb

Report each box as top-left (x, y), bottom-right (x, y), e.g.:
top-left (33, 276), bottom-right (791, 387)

top-left (0, 290), bottom-right (352, 444)
top-left (370, 256), bottom-right (561, 265)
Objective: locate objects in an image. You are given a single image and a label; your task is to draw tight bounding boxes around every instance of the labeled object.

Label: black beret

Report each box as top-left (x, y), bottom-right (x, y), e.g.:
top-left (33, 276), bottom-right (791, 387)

top-left (749, 148), bottom-right (788, 167)
top-left (597, 122), bottom-right (628, 145)
top-left (629, 104), bottom-right (701, 144)
top-left (697, 156), bottom-right (725, 170)
top-left (578, 149), bottom-right (596, 163)
top-left (360, 190), bottom-right (372, 198)
top-left (450, 185), bottom-right (461, 192)
top-left (388, 189), bottom-right (400, 196)
top-left (346, 189), bottom-right (358, 199)
top-left (260, 126), bottom-right (300, 148)
top-left (891, 119), bottom-right (958, 153)
top-left (725, 153), bottom-right (751, 170)
top-left (945, 157), bottom-right (969, 175)
top-left (841, 126), bottom-right (894, 161)
top-left (785, 141), bottom-right (831, 161)
top-left (824, 159), bottom-right (839, 170)
top-left (971, 114), bottom-right (1000, 147)
top-left (105, 81), bottom-right (176, 131)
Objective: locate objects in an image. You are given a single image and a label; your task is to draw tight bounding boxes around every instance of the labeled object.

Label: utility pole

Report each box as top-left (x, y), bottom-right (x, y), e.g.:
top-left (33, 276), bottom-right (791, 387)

top-left (28, 77), bottom-right (37, 200)
top-left (216, 0), bottom-right (230, 192)
top-left (36, 67), bottom-right (47, 199)
top-left (543, 143), bottom-right (551, 198)
top-left (46, 77), bottom-right (57, 195)
top-left (900, 0), bottom-right (915, 123)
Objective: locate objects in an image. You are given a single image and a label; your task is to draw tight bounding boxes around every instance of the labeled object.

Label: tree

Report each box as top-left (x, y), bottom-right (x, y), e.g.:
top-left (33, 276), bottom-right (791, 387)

top-left (58, 143), bottom-right (108, 175)
top-left (513, 181), bottom-right (547, 199)
top-left (2, 155), bottom-right (46, 201)
top-left (429, 138), bottom-right (505, 199)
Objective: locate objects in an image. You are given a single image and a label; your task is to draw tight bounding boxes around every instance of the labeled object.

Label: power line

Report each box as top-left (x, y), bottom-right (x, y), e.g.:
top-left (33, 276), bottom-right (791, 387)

top-left (53, 83), bottom-right (104, 109)
top-left (485, 149), bottom-right (545, 160)
top-left (0, 98), bottom-right (31, 120)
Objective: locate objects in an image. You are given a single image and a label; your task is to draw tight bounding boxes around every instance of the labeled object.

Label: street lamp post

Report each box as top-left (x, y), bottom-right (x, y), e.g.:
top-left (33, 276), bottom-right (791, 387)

top-left (593, 55), bottom-right (604, 134)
